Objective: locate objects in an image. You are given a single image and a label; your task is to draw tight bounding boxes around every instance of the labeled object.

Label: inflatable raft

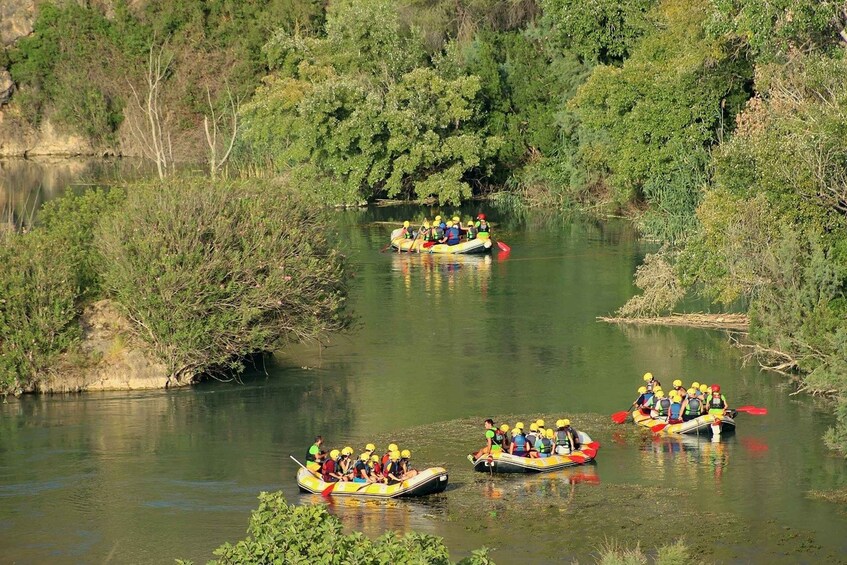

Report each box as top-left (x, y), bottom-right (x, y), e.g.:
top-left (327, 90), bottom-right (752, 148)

top-left (632, 410), bottom-right (736, 436)
top-left (296, 466), bottom-right (449, 498)
top-left (389, 228), bottom-right (493, 254)
top-left (470, 431), bottom-right (598, 474)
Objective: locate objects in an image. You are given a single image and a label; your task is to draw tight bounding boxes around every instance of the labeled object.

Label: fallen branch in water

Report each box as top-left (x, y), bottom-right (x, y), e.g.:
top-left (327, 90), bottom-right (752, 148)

top-left (597, 312), bottom-right (749, 331)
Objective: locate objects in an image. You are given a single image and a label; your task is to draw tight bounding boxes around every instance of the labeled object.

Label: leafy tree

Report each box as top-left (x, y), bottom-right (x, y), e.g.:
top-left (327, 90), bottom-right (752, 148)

top-left (707, 0), bottom-right (845, 62)
top-left (569, 0), bottom-right (752, 241)
top-left (181, 491), bottom-right (493, 564)
top-left (541, 0), bottom-right (658, 63)
top-left (95, 177), bottom-right (351, 381)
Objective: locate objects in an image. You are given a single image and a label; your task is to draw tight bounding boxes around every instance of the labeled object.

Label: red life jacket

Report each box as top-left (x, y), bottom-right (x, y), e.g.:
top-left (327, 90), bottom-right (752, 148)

top-left (321, 459), bottom-right (337, 482)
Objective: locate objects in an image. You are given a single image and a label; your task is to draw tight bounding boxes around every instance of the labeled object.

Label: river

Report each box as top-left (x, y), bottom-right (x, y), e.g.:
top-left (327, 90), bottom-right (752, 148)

top-left (1, 162), bottom-right (846, 563)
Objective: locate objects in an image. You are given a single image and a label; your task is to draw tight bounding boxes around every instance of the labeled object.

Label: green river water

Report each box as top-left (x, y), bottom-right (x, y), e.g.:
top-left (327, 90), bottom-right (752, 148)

top-left (1, 161), bottom-right (846, 563)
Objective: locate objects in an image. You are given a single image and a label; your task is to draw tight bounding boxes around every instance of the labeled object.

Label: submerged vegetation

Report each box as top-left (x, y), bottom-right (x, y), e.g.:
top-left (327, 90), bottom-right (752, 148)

top-left (2, 1), bottom-right (846, 450)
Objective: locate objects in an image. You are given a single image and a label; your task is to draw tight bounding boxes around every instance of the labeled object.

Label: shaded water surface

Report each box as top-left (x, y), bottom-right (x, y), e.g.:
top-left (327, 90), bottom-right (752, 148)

top-left (1, 176), bottom-right (846, 563)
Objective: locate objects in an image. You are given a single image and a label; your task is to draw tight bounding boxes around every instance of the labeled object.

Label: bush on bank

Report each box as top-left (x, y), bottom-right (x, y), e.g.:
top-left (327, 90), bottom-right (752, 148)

top-left (178, 491), bottom-right (493, 565)
top-left (95, 177), bottom-right (351, 381)
top-left (0, 189), bottom-right (123, 393)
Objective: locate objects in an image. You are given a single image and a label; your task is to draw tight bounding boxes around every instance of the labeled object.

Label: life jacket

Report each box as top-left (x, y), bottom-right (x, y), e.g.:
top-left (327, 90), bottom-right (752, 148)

top-left (372, 461), bottom-right (383, 475)
top-left (710, 395), bottom-right (726, 410)
top-left (525, 432), bottom-right (538, 448)
top-left (657, 398), bottom-right (671, 417)
top-left (306, 444), bottom-right (319, 463)
top-left (643, 392), bottom-right (654, 405)
top-left (433, 226), bottom-right (444, 240)
top-left (477, 220), bottom-right (490, 234)
top-left (467, 226), bottom-right (477, 240)
top-left (403, 228), bottom-right (413, 239)
top-left (446, 225), bottom-right (461, 245)
top-left (685, 398), bottom-right (701, 415)
top-left (538, 437), bottom-right (553, 455)
top-left (354, 460), bottom-right (369, 478)
top-left (564, 426), bottom-right (580, 449)
top-left (669, 402), bottom-right (682, 420)
top-left (555, 429), bottom-right (571, 449)
top-left (385, 460), bottom-right (403, 480)
top-left (511, 433), bottom-right (527, 452)
top-left (321, 459), bottom-right (337, 482)
top-left (382, 453), bottom-right (391, 467)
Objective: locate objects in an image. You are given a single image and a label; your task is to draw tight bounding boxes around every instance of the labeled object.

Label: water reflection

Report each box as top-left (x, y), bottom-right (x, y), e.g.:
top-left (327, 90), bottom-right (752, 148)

top-left (391, 253), bottom-right (493, 298)
top-left (637, 434), bottom-right (732, 488)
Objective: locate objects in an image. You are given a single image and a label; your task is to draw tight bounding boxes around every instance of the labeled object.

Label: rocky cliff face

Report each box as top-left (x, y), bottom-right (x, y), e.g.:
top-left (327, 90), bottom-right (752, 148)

top-left (33, 300), bottom-right (191, 393)
top-left (0, 0), bottom-right (136, 157)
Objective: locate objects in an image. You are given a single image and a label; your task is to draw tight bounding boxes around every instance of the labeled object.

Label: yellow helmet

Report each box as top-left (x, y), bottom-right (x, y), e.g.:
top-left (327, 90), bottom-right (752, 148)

top-left (388, 443), bottom-right (398, 452)
top-left (643, 372), bottom-right (653, 381)
top-left (687, 388), bottom-right (696, 395)
top-left (423, 221), bottom-right (430, 228)
top-left (545, 428), bottom-right (555, 439)
top-left (556, 419), bottom-right (565, 428)
top-left (500, 424), bottom-right (510, 432)
top-left (403, 220), bottom-right (410, 227)
top-left (330, 449), bottom-right (340, 459)
top-left (562, 419), bottom-right (570, 426)
top-left (342, 446), bottom-right (353, 455)
top-left (654, 390), bottom-right (665, 398)
top-left (638, 386), bottom-right (647, 394)
top-left (359, 453), bottom-right (369, 461)
top-left (692, 381), bottom-right (700, 389)
top-left (536, 419), bottom-right (545, 428)
top-left (389, 450), bottom-right (401, 461)
top-left (370, 454), bottom-right (380, 463)
top-left (365, 443), bottom-right (376, 452)
top-left (467, 220), bottom-right (474, 226)
top-left (673, 379), bottom-right (682, 387)
top-left (401, 449), bottom-right (411, 458)
top-left (452, 216), bottom-right (460, 223)
top-left (515, 422), bottom-right (525, 430)
top-left (529, 423), bottom-right (538, 432)
top-left (447, 221), bottom-right (454, 227)
top-left (435, 215), bottom-right (441, 221)
top-left (699, 384), bottom-right (708, 393)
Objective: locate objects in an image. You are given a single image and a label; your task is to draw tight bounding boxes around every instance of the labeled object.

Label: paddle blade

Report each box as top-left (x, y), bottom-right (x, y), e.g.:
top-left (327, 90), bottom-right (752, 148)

top-left (497, 240), bottom-right (511, 252)
top-left (611, 411), bottom-right (629, 424)
top-left (651, 423), bottom-right (668, 433)
top-left (736, 406), bottom-right (768, 415)
top-left (423, 241), bottom-right (436, 248)
top-left (321, 483), bottom-right (336, 497)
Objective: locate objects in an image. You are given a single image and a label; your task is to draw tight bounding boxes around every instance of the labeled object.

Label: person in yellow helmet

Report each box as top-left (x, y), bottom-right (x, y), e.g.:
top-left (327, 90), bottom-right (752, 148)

top-left (384, 451), bottom-right (404, 484)
top-left (498, 424), bottom-right (511, 451)
top-left (680, 387), bottom-right (704, 421)
top-left (445, 220), bottom-right (461, 246)
top-left (322, 449), bottom-right (345, 482)
top-left (382, 443), bottom-right (399, 467)
top-left (525, 422), bottom-right (541, 458)
top-left (401, 220), bottom-right (414, 239)
top-left (554, 419), bottom-right (578, 455)
top-left (536, 428), bottom-right (554, 457)
top-left (399, 449), bottom-right (418, 479)
top-left (466, 220), bottom-right (478, 240)
top-left (643, 372), bottom-right (662, 391)
top-left (352, 452), bottom-right (375, 483)
top-left (509, 424), bottom-right (529, 457)
top-left (338, 447), bottom-right (355, 479)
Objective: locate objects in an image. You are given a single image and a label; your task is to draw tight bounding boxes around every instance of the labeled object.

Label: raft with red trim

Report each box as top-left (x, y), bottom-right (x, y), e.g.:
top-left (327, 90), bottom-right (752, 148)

top-left (389, 228), bottom-right (494, 254)
top-left (470, 431), bottom-right (598, 473)
top-left (632, 409), bottom-right (736, 436)
top-left (297, 466), bottom-right (449, 498)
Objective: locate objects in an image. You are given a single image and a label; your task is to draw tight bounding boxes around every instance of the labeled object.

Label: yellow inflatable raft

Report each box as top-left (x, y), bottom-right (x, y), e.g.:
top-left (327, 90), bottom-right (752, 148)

top-left (389, 228), bottom-right (493, 254)
top-left (470, 432), bottom-right (599, 473)
top-left (296, 466), bottom-right (449, 498)
top-left (632, 409), bottom-right (736, 436)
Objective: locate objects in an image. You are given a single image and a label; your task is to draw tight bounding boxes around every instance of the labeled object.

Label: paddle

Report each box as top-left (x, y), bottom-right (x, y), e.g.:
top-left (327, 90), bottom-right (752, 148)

top-left (289, 454), bottom-right (321, 479)
top-left (496, 240), bottom-right (511, 252)
top-left (650, 422), bottom-right (669, 433)
top-left (379, 241), bottom-right (392, 253)
top-left (735, 405), bottom-right (768, 415)
top-left (611, 408), bottom-right (634, 424)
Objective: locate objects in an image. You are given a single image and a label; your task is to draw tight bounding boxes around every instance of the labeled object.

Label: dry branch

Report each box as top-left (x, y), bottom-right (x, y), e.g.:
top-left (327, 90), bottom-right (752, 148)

top-left (597, 312), bottom-right (750, 331)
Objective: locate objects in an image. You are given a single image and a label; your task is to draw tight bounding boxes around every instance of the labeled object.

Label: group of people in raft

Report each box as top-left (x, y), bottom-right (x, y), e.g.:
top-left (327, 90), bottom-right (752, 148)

top-left (631, 372), bottom-right (730, 423)
top-left (306, 436), bottom-right (419, 485)
top-left (399, 213), bottom-right (491, 246)
top-left (469, 417), bottom-right (582, 461)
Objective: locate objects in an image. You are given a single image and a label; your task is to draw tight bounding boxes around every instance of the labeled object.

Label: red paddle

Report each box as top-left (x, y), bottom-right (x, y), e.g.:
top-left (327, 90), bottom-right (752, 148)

top-left (736, 406), bottom-right (768, 415)
top-left (496, 240), bottom-right (511, 252)
top-left (321, 482), bottom-right (336, 496)
top-left (423, 241), bottom-right (436, 248)
top-left (650, 423), bottom-right (669, 433)
top-left (611, 411), bottom-right (630, 424)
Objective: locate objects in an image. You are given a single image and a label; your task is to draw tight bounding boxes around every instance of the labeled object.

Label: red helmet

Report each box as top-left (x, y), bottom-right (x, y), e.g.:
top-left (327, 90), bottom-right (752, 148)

top-left (477, 213), bottom-right (486, 220)
top-left (711, 384), bottom-right (720, 392)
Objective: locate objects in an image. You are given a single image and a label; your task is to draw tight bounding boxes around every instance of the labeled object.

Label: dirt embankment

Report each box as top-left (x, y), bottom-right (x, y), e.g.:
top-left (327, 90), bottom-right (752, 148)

top-left (31, 299), bottom-right (190, 393)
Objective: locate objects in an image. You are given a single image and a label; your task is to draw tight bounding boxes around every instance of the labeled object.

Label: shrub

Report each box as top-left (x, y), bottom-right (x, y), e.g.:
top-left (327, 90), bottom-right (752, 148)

top-left (95, 177), bottom-right (350, 381)
top-left (0, 230), bottom-right (80, 392)
top-left (180, 491), bottom-right (493, 564)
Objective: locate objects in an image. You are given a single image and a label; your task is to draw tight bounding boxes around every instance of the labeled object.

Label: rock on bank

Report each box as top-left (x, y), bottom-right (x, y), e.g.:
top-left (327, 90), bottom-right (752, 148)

top-left (32, 300), bottom-right (189, 393)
